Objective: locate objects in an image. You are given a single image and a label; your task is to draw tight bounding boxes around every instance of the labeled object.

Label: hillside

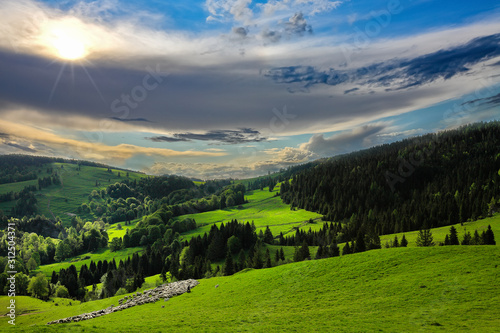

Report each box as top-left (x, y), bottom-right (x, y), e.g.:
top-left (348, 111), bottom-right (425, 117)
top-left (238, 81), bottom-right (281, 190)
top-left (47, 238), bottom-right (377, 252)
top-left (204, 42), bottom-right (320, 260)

top-left (281, 121), bottom-right (500, 238)
top-left (0, 157), bottom-right (148, 225)
top-left (3, 245), bottom-right (499, 332)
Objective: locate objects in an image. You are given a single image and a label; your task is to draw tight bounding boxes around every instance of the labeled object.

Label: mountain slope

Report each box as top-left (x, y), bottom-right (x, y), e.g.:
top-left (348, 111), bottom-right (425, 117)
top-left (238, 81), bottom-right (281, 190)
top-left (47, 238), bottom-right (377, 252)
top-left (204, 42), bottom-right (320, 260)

top-left (5, 245), bottom-right (500, 332)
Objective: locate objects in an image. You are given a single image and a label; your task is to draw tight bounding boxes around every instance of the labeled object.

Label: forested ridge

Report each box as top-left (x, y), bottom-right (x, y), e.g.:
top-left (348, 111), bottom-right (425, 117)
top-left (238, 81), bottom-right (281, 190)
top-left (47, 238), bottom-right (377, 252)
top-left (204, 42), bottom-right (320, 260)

top-left (280, 121), bottom-right (500, 238)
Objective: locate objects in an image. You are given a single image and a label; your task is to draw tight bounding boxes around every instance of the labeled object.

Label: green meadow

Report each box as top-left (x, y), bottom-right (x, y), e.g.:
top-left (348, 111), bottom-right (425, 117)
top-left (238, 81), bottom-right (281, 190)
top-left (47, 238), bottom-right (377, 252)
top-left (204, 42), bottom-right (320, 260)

top-left (0, 162), bottom-right (148, 226)
top-left (178, 187), bottom-right (323, 240)
top-left (34, 247), bottom-right (143, 278)
top-left (3, 245), bottom-right (499, 332)
top-left (380, 214), bottom-right (500, 247)
top-left (106, 218), bottom-right (140, 241)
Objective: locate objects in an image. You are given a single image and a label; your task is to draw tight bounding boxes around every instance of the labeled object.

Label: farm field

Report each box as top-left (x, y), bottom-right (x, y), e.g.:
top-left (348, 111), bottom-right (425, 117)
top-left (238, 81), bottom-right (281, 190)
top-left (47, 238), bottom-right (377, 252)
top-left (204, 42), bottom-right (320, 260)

top-left (3, 245), bottom-right (499, 332)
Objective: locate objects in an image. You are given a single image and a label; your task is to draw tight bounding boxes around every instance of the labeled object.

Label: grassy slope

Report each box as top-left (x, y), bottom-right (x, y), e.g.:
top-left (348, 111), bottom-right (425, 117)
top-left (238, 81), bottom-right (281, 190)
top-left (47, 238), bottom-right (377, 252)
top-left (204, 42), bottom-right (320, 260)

top-left (34, 247), bottom-right (143, 278)
top-left (380, 214), bottom-right (500, 247)
top-left (0, 162), bottom-right (148, 226)
top-left (178, 187), bottom-right (323, 240)
top-left (3, 246), bottom-right (499, 332)
top-left (106, 218), bottom-right (140, 242)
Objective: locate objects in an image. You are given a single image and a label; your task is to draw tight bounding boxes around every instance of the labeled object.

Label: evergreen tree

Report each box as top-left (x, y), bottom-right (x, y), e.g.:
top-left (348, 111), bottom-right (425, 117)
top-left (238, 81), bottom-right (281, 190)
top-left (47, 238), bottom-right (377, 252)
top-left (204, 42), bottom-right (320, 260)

top-left (275, 249), bottom-right (281, 263)
top-left (330, 242), bottom-right (340, 257)
top-left (472, 230), bottom-right (482, 245)
top-left (342, 242), bottom-right (351, 255)
top-left (264, 249), bottom-right (272, 268)
top-left (416, 229), bottom-right (434, 247)
top-left (224, 251), bottom-right (234, 276)
top-left (279, 247), bottom-right (285, 261)
top-left (252, 250), bottom-right (263, 269)
top-left (400, 234), bottom-right (408, 247)
top-left (238, 249), bottom-right (247, 270)
top-left (300, 240), bottom-right (310, 260)
top-left (449, 226), bottom-right (459, 245)
top-left (392, 235), bottom-right (399, 248)
top-left (483, 225), bottom-right (496, 245)
top-left (461, 231), bottom-right (472, 245)
top-left (293, 246), bottom-right (303, 262)
top-left (264, 226), bottom-right (274, 244)
top-left (315, 244), bottom-right (323, 259)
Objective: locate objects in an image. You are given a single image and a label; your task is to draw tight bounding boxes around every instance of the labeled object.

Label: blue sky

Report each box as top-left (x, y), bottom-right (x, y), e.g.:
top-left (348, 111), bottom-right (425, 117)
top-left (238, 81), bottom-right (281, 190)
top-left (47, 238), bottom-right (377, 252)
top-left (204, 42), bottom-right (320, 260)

top-left (0, 0), bottom-right (499, 178)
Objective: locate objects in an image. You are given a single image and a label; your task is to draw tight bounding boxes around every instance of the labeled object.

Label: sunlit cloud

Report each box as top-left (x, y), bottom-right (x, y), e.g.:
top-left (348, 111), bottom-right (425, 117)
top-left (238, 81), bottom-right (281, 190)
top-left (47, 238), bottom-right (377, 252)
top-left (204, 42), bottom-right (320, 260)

top-left (0, 120), bottom-right (227, 163)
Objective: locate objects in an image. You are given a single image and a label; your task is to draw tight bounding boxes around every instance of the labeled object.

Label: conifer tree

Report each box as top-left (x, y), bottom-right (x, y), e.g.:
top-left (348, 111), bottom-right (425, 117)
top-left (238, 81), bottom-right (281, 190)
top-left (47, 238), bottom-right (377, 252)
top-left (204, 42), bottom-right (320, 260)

top-left (393, 235), bottom-right (399, 248)
top-left (483, 225), bottom-right (496, 245)
top-left (461, 231), bottom-right (472, 245)
top-left (224, 251), bottom-right (234, 276)
top-left (264, 249), bottom-right (272, 268)
top-left (300, 240), bottom-right (310, 260)
top-left (449, 226), bottom-right (459, 245)
top-left (416, 229), bottom-right (434, 247)
top-left (342, 242), bottom-right (351, 255)
top-left (400, 234), bottom-right (408, 247)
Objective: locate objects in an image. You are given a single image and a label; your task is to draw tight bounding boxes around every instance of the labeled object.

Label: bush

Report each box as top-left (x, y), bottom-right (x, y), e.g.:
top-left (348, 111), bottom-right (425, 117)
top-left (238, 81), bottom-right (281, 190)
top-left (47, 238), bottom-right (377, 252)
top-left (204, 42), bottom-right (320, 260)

top-left (55, 285), bottom-right (69, 298)
top-left (115, 288), bottom-right (128, 296)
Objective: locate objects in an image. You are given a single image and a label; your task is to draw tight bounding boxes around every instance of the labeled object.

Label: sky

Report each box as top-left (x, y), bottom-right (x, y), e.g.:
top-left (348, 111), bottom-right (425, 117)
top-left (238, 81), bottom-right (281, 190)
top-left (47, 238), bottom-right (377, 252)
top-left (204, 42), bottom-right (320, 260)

top-left (0, 0), bottom-right (499, 179)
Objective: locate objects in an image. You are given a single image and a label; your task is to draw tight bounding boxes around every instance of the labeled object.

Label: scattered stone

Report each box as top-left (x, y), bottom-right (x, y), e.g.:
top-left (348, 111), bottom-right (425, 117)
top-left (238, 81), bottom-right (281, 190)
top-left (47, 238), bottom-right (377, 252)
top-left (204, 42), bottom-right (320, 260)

top-left (215, 284), bottom-right (219, 288)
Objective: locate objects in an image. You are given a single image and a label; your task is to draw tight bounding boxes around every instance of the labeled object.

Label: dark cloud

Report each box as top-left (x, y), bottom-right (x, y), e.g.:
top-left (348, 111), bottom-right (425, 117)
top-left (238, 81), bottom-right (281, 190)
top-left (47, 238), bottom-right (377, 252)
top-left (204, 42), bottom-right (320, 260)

top-left (148, 136), bottom-right (190, 142)
top-left (264, 33), bottom-right (500, 90)
top-left (462, 92), bottom-right (500, 107)
top-left (0, 133), bottom-right (9, 138)
top-left (285, 12), bottom-right (312, 36)
top-left (261, 29), bottom-right (282, 43)
top-left (261, 12), bottom-right (312, 44)
top-left (5, 142), bottom-right (37, 153)
top-left (344, 87), bottom-right (359, 94)
top-left (147, 128), bottom-right (266, 144)
top-left (232, 27), bottom-right (248, 38)
top-left (110, 117), bottom-right (151, 122)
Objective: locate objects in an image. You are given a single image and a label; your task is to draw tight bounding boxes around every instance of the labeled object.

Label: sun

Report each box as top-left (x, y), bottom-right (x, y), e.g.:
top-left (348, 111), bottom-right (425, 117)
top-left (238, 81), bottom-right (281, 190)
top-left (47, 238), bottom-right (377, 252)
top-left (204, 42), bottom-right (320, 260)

top-left (53, 35), bottom-right (87, 60)
top-left (42, 18), bottom-right (90, 61)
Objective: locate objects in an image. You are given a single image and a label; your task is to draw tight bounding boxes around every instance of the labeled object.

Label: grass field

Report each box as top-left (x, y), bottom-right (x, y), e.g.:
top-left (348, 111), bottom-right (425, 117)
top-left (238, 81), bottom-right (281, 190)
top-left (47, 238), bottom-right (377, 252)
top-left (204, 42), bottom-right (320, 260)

top-left (380, 214), bottom-right (500, 247)
top-left (3, 245), bottom-right (499, 332)
top-left (0, 162), bottom-right (148, 226)
top-left (34, 247), bottom-right (143, 278)
top-left (106, 218), bottom-right (140, 241)
top-left (178, 187), bottom-right (323, 240)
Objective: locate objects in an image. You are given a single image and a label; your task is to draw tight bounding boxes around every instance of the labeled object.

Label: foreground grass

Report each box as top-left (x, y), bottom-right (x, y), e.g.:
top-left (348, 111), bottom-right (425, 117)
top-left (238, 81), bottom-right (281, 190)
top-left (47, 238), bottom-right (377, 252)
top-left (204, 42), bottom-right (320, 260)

top-left (3, 246), bottom-right (499, 332)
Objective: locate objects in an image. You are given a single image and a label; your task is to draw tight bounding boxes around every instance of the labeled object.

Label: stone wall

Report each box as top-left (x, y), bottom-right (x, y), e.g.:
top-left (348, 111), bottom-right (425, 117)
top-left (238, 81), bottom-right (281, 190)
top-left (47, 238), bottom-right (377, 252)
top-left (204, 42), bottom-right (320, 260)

top-left (47, 279), bottom-right (199, 325)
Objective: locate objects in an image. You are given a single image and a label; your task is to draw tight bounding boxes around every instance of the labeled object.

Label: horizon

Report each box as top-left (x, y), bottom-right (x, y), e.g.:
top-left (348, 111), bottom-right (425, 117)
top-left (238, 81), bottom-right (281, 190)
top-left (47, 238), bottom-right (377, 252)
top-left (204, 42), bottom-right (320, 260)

top-left (1, 0), bottom-right (499, 179)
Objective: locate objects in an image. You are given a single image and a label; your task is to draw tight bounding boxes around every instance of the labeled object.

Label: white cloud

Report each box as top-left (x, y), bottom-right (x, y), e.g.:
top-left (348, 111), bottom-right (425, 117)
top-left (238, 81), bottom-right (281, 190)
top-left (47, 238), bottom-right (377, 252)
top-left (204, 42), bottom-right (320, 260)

top-left (299, 124), bottom-right (387, 156)
top-left (206, 0), bottom-right (253, 23)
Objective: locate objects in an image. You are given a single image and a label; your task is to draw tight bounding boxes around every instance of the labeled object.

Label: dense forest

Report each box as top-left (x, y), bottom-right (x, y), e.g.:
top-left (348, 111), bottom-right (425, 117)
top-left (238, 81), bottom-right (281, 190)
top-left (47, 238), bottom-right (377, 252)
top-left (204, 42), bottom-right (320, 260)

top-left (280, 122), bottom-right (500, 239)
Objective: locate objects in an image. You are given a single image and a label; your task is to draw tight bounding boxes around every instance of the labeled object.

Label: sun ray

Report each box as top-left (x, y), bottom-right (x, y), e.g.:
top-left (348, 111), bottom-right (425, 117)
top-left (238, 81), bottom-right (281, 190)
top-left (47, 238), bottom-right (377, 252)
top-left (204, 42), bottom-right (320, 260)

top-left (80, 64), bottom-right (106, 103)
top-left (49, 62), bottom-right (67, 102)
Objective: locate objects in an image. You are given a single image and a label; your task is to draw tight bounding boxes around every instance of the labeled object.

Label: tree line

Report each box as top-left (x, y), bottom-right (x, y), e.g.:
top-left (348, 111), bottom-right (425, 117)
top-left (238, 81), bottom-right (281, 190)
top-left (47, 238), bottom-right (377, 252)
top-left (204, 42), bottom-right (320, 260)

top-left (280, 121), bottom-right (500, 240)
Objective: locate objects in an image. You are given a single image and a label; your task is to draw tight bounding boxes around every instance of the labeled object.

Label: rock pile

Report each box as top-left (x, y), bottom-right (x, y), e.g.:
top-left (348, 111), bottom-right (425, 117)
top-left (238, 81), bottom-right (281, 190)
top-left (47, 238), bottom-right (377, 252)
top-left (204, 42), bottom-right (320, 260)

top-left (47, 279), bottom-right (199, 325)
